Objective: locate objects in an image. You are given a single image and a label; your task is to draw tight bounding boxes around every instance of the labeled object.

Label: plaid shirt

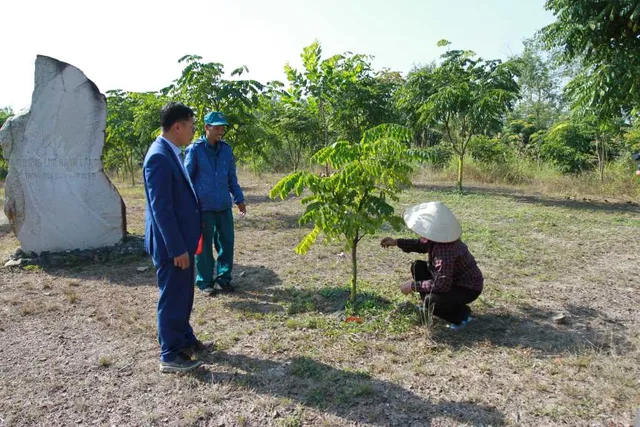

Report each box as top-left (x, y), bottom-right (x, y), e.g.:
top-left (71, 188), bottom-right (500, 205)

top-left (397, 238), bottom-right (483, 293)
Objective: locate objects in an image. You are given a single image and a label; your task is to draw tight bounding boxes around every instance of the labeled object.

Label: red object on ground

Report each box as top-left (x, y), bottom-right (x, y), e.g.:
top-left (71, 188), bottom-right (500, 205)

top-left (345, 316), bottom-right (363, 323)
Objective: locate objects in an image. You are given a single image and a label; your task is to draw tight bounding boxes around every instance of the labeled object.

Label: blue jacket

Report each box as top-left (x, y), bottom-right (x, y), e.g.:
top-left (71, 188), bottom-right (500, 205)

top-left (184, 137), bottom-right (244, 212)
top-left (143, 137), bottom-right (201, 266)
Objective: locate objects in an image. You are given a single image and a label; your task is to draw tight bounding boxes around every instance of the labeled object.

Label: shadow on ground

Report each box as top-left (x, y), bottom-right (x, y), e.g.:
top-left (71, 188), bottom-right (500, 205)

top-left (191, 353), bottom-right (505, 426)
top-left (413, 183), bottom-right (640, 214)
top-left (429, 303), bottom-right (633, 356)
top-left (226, 265), bottom-right (391, 315)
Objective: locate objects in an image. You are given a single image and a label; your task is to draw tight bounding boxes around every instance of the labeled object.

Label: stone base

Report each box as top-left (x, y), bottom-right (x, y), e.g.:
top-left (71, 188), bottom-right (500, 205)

top-left (4, 235), bottom-right (146, 269)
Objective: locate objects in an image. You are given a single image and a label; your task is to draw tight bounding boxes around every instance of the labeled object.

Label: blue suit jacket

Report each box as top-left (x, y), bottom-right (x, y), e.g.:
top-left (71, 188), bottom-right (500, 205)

top-left (143, 137), bottom-right (201, 266)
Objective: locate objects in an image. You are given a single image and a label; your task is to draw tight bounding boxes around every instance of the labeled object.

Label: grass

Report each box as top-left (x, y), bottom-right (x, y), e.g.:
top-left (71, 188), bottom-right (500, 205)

top-left (98, 355), bottom-right (113, 367)
top-left (0, 170), bottom-right (638, 426)
top-left (63, 287), bottom-right (78, 304)
top-left (20, 301), bottom-right (37, 315)
top-left (429, 155), bottom-right (640, 201)
top-left (276, 415), bottom-right (303, 427)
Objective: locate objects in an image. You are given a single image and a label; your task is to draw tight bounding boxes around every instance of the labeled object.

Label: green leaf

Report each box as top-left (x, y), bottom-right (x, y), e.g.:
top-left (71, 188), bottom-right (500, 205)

top-left (295, 226), bottom-right (321, 255)
top-left (269, 171), bottom-right (305, 200)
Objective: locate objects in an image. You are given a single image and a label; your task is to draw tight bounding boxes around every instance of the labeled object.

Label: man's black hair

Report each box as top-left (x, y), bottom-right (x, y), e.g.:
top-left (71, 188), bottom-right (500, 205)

top-left (160, 102), bottom-right (194, 131)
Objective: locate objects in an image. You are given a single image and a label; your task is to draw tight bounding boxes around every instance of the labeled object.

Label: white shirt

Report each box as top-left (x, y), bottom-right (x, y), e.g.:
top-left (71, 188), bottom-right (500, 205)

top-left (160, 136), bottom-right (197, 200)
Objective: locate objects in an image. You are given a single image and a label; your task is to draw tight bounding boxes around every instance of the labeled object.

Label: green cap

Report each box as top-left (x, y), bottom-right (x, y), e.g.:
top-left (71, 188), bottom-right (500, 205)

top-left (204, 111), bottom-right (229, 126)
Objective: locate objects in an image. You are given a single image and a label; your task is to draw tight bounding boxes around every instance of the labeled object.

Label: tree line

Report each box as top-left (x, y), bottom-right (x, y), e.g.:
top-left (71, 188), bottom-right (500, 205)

top-left (1, 0), bottom-right (639, 191)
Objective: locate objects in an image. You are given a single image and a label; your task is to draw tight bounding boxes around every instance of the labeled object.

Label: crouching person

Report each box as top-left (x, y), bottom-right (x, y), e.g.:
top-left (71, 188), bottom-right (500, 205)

top-left (381, 201), bottom-right (483, 329)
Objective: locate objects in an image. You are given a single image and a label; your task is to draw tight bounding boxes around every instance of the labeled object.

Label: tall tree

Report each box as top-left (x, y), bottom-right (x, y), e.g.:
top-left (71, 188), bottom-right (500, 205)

top-left (329, 57), bottom-right (402, 143)
top-left (105, 90), bottom-right (165, 184)
top-left (264, 96), bottom-right (321, 171)
top-left (105, 90), bottom-right (138, 184)
top-left (285, 41), bottom-right (401, 153)
top-left (163, 55), bottom-right (265, 160)
top-left (578, 114), bottom-right (625, 182)
top-left (511, 39), bottom-right (564, 130)
top-left (285, 41), bottom-right (337, 156)
top-left (130, 92), bottom-right (164, 159)
top-left (539, 120), bottom-right (594, 174)
top-left (541, 0), bottom-right (640, 117)
top-left (395, 64), bottom-right (443, 147)
top-left (419, 41), bottom-right (520, 192)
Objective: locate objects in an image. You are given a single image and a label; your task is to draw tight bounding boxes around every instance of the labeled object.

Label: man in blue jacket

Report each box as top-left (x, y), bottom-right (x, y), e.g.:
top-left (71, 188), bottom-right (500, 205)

top-left (184, 111), bottom-right (246, 295)
top-left (143, 102), bottom-right (212, 373)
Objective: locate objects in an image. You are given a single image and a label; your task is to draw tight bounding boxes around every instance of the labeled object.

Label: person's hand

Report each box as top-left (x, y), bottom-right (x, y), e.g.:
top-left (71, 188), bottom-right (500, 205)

top-left (380, 237), bottom-right (397, 248)
top-left (237, 202), bottom-right (247, 217)
top-left (174, 252), bottom-right (190, 269)
top-left (400, 280), bottom-right (413, 295)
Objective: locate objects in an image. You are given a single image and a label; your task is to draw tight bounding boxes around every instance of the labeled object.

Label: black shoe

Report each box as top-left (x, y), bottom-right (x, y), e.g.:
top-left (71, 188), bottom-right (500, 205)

top-left (182, 340), bottom-right (215, 357)
top-left (217, 282), bottom-right (235, 293)
top-left (159, 355), bottom-right (203, 373)
top-left (200, 286), bottom-right (217, 296)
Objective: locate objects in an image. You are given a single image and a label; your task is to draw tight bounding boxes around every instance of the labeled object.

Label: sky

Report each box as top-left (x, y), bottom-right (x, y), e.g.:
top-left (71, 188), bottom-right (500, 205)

top-left (0, 0), bottom-right (556, 111)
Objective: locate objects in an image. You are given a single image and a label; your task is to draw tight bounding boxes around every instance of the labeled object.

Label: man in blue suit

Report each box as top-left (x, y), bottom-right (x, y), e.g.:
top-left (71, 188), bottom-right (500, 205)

top-left (143, 102), bottom-right (213, 373)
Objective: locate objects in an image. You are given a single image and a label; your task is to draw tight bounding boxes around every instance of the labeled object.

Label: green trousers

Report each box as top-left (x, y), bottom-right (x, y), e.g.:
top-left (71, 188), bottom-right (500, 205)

top-left (195, 209), bottom-right (234, 290)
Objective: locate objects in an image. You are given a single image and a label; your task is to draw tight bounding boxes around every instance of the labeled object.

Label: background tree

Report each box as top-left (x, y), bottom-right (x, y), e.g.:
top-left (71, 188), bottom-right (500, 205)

top-left (0, 107), bottom-right (12, 128)
top-left (105, 91), bottom-right (165, 184)
top-left (418, 41), bottom-right (520, 192)
top-left (130, 92), bottom-right (165, 157)
top-left (510, 38), bottom-right (564, 130)
top-left (105, 90), bottom-right (137, 183)
top-left (285, 41), bottom-right (337, 157)
top-left (540, 1), bottom-right (640, 182)
top-left (163, 55), bottom-right (265, 161)
top-left (285, 42), bottom-right (401, 166)
top-left (580, 114), bottom-right (625, 182)
top-left (260, 96), bottom-right (321, 171)
top-left (328, 57), bottom-right (402, 143)
top-left (539, 121), bottom-right (593, 173)
top-left (541, 0), bottom-right (640, 117)
top-left (395, 63), bottom-right (442, 148)
top-left (0, 107), bottom-right (13, 179)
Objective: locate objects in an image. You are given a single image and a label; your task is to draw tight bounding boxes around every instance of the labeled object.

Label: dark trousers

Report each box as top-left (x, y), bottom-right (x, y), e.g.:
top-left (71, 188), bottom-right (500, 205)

top-left (419, 288), bottom-right (480, 325)
top-left (156, 255), bottom-right (197, 362)
top-left (195, 209), bottom-right (234, 289)
top-left (411, 260), bottom-right (480, 325)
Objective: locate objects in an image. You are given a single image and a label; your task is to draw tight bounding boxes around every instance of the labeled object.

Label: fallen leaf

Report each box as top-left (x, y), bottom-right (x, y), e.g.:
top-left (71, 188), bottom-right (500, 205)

top-left (345, 316), bottom-right (363, 323)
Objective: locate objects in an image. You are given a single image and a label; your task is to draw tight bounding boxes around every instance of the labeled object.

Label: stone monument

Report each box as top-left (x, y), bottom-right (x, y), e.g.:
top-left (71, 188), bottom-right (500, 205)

top-left (0, 55), bottom-right (126, 254)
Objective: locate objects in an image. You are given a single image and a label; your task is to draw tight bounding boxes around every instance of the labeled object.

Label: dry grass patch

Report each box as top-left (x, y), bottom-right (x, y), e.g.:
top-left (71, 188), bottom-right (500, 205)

top-left (0, 171), bottom-right (637, 426)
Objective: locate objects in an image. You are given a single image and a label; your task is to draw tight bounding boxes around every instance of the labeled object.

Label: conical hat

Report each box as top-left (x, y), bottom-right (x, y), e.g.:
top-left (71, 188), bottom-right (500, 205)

top-left (403, 201), bottom-right (462, 242)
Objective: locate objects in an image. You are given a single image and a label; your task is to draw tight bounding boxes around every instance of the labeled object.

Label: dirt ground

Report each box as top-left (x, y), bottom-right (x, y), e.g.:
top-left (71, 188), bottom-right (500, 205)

top-left (0, 172), bottom-right (638, 426)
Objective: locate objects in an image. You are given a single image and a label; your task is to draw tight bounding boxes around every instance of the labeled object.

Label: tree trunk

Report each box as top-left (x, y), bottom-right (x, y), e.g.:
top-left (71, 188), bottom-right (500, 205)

top-left (129, 155), bottom-right (136, 186)
top-left (294, 145), bottom-right (301, 172)
top-left (252, 153), bottom-right (258, 175)
top-left (319, 102), bottom-right (330, 176)
top-left (457, 154), bottom-right (464, 193)
top-left (596, 138), bottom-right (606, 183)
top-left (350, 239), bottom-right (358, 304)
